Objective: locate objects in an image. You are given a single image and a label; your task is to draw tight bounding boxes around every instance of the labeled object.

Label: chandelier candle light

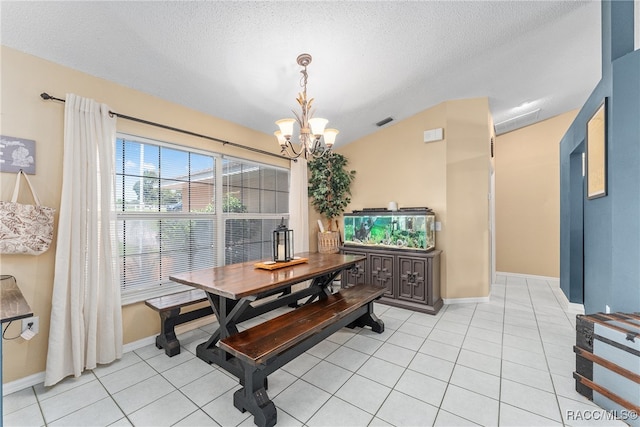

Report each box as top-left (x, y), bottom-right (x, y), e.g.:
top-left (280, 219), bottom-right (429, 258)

top-left (274, 53), bottom-right (338, 159)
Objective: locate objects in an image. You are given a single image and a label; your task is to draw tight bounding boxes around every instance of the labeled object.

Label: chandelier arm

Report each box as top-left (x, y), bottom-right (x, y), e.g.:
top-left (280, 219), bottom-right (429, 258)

top-left (310, 142), bottom-right (330, 159)
top-left (280, 146), bottom-right (298, 158)
top-left (282, 141), bottom-right (303, 159)
top-left (310, 137), bottom-right (321, 153)
top-left (288, 141), bottom-right (301, 156)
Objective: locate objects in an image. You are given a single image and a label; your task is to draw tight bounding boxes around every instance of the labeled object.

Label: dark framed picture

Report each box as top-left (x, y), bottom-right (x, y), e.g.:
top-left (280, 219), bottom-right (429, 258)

top-left (586, 98), bottom-right (607, 199)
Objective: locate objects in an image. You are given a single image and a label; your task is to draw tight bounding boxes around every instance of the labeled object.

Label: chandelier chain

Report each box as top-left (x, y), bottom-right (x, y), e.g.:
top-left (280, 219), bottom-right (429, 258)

top-left (300, 66), bottom-right (308, 91)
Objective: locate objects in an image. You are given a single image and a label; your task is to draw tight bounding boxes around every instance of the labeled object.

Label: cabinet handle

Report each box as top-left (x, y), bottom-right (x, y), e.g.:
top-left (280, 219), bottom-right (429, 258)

top-left (412, 273), bottom-right (423, 285)
top-left (406, 271), bottom-right (415, 284)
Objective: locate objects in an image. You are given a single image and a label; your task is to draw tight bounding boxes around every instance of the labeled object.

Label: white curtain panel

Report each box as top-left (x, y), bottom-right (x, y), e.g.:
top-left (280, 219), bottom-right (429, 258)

top-left (45, 94), bottom-right (122, 386)
top-left (288, 158), bottom-right (309, 254)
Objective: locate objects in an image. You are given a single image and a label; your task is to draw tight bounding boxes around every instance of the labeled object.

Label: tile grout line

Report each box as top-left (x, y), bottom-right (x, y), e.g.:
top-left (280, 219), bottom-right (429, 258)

top-left (433, 302), bottom-right (492, 427)
top-left (500, 276), bottom-right (553, 425)
top-left (525, 276), bottom-right (569, 427)
top-left (368, 307), bottom-right (437, 426)
top-left (497, 275), bottom-right (508, 427)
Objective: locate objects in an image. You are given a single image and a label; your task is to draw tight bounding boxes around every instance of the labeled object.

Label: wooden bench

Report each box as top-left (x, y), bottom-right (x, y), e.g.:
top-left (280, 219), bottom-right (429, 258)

top-left (219, 284), bottom-right (385, 427)
top-left (145, 290), bottom-right (214, 357)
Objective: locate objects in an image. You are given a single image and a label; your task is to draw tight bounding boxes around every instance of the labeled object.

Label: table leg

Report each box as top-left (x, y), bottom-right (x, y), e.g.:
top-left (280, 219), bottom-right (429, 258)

top-left (302, 271), bottom-right (340, 305)
top-left (281, 286), bottom-right (299, 308)
top-left (197, 294), bottom-right (246, 365)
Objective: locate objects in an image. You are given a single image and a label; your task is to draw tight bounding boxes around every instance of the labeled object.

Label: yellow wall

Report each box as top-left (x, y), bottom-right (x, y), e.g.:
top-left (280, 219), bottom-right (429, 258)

top-left (336, 98), bottom-right (492, 300)
top-left (495, 109), bottom-right (578, 277)
top-left (444, 99), bottom-right (492, 298)
top-left (0, 46), bottom-right (288, 383)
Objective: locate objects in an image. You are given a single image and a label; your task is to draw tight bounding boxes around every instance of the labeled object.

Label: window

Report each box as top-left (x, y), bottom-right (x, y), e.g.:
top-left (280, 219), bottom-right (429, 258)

top-left (222, 159), bottom-right (290, 264)
top-left (115, 135), bottom-right (289, 304)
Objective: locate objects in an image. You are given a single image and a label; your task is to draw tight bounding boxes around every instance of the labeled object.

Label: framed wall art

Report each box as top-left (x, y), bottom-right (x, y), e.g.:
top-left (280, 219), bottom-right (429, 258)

top-left (0, 135), bottom-right (36, 174)
top-left (586, 98), bottom-right (607, 199)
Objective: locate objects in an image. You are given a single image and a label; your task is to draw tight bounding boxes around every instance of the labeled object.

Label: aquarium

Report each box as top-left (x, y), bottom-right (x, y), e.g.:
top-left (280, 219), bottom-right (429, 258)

top-left (343, 208), bottom-right (435, 252)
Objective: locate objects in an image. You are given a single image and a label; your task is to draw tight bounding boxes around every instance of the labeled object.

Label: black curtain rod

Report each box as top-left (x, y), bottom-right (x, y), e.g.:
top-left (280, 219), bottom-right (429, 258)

top-left (40, 92), bottom-right (290, 162)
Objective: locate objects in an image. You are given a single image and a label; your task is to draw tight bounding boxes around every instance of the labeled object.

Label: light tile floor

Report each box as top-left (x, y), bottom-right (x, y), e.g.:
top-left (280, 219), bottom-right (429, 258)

top-left (3, 274), bottom-right (631, 426)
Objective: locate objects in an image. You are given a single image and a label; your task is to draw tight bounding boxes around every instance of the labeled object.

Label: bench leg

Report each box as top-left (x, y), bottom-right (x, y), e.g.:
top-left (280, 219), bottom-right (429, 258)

top-left (156, 309), bottom-right (181, 357)
top-left (348, 301), bottom-right (385, 333)
top-left (233, 366), bottom-right (276, 427)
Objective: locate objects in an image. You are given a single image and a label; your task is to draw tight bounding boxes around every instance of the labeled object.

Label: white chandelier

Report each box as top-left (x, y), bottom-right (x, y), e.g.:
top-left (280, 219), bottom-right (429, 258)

top-left (274, 53), bottom-right (338, 159)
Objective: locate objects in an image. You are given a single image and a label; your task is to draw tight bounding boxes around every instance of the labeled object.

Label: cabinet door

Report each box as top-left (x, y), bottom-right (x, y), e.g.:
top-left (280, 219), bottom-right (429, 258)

top-left (370, 254), bottom-right (394, 296)
top-left (397, 256), bottom-right (427, 303)
top-left (341, 249), bottom-right (367, 287)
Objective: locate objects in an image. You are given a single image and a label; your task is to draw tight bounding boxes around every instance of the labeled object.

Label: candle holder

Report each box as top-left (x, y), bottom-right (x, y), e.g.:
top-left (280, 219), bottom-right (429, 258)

top-left (272, 218), bottom-right (293, 262)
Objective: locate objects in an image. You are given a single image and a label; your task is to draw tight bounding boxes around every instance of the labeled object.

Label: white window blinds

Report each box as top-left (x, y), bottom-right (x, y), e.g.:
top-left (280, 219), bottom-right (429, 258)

top-left (115, 135), bottom-right (289, 303)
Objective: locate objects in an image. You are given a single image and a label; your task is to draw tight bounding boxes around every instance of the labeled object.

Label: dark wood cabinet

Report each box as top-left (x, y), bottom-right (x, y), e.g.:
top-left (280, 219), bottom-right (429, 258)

top-left (370, 253), bottom-right (394, 297)
top-left (340, 246), bottom-right (442, 314)
top-left (341, 248), bottom-right (367, 287)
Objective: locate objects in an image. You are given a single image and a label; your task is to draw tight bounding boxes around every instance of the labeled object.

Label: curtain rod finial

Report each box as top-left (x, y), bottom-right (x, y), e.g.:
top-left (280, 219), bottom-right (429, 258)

top-left (40, 93), bottom-right (51, 100)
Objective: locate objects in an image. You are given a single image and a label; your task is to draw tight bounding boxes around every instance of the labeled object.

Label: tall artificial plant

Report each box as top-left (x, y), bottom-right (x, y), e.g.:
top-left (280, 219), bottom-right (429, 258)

top-left (308, 152), bottom-right (356, 231)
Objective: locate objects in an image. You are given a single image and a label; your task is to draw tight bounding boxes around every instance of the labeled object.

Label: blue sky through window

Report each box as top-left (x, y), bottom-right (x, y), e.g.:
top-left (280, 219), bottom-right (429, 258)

top-left (116, 137), bottom-right (214, 204)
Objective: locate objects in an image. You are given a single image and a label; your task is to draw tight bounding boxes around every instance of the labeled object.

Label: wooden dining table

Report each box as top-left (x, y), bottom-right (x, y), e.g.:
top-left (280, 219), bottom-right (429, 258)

top-left (169, 251), bottom-right (367, 375)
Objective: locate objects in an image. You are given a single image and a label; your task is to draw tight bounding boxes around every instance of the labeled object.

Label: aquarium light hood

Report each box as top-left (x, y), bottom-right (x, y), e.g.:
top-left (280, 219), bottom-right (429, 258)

top-left (353, 207), bottom-right (432, 213)
top-left (273, 53), bottom-right (338, 160)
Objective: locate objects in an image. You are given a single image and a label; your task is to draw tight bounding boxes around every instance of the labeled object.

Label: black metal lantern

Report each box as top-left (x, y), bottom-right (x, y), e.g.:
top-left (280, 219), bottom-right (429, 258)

top-left (272, 218), bottom-right (294, 262)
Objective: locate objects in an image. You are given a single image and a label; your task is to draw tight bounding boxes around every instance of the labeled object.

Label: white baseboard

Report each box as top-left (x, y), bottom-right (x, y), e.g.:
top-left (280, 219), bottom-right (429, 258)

top-left (443, 295), bottom-right (491, 305)
top-left (496, 271), bottom-right (560, 285)
top-left (568, 302), bottom-right (585, 314)
top-left (122, 335), bottom-right (156, 353)
top-left (497, 271), bottom-right (584, 314)
top-left (4, 323), bottom-right (213, 397)
top-left (554, 286), bottom-right (585, 314)
top-left (2, 371), bottom-right (45, 396)
top-left (176, 315), bottom-right (216, 334)
top-left (4, 334), bottom-right (157, 397)
top-left (445, 272), bottom-right (562, 306)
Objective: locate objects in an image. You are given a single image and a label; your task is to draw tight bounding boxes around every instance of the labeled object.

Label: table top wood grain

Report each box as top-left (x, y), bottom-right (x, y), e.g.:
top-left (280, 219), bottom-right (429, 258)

top-left (170, 252), bottom-right (364, 299)
top-left (1, 276), bottom-right (33, 323)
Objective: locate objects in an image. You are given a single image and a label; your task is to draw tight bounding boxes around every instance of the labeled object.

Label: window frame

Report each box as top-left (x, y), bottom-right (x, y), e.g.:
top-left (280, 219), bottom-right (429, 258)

top-left (116, 133), bottom-right (289, 305)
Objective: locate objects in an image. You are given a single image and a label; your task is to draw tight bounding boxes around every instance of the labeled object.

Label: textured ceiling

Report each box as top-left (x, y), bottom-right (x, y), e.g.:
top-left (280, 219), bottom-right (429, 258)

top-left (1, 1), bottom-right (602, 147)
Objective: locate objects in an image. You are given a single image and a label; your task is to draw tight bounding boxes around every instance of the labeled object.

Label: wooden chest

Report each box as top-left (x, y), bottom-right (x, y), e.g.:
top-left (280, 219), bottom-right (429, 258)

top-left (574, 312), bottom-right (640, 426)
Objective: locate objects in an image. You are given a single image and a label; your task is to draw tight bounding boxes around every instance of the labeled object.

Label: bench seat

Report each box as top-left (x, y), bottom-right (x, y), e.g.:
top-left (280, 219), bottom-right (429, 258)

top-left (218, 283), bottom-right (385, 427)
top-left (220, 284), bottom-right (385, 365)
top-left (145, 289), bottom-right (213, 357)
top-left (145, 289), bottom-right (208, 312)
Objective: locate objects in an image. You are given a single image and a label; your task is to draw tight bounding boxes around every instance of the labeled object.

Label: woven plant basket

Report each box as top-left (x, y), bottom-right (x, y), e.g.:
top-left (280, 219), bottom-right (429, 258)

top-left (318, 231), bottom-right (340, 254)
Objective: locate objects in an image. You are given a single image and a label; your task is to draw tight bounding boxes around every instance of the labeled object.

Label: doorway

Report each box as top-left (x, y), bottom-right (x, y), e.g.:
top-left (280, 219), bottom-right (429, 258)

top-left (567, 144), bottom-right (585, 304)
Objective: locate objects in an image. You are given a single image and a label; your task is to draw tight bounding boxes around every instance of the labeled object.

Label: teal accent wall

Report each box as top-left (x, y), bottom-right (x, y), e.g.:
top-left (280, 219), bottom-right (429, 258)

top-left (560, 1), bottom-right (639, 314)
top-left (610, 51), bottom-right (640, 312)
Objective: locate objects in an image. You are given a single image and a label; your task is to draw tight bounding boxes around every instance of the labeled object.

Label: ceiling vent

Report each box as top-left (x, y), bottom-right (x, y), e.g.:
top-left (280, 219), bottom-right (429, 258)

top-left (376, 117), bottom-right (394, 127)
top-left (494, 108), bottom-right (541, 135)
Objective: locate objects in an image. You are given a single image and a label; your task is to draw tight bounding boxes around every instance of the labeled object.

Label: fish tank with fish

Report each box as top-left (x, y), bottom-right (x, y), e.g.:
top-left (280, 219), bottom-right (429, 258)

top-left (343, 208), bottom-right (435, 252)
